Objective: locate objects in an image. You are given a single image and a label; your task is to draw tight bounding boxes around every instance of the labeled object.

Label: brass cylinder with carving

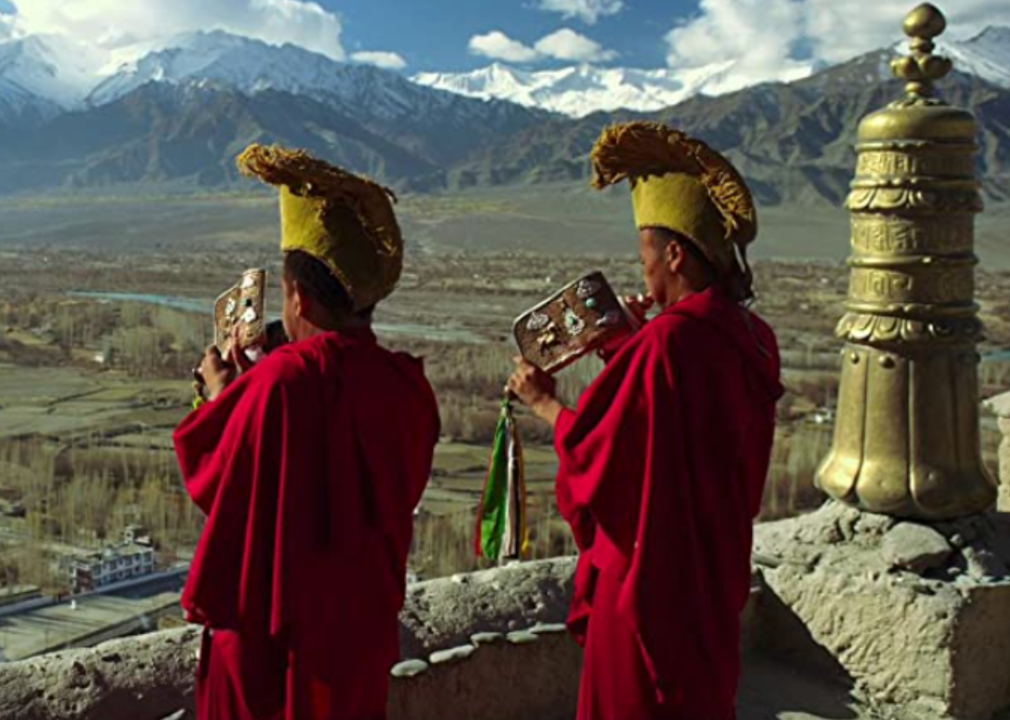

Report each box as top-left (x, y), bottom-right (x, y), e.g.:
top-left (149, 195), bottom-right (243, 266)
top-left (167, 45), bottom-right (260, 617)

top-left (815, 3), bottom-right (997, 518)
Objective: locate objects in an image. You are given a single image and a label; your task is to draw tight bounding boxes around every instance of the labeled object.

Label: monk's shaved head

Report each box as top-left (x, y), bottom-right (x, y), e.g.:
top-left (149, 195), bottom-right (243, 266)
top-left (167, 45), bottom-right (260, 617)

top-left (282, 250), bottom-right (374, 322)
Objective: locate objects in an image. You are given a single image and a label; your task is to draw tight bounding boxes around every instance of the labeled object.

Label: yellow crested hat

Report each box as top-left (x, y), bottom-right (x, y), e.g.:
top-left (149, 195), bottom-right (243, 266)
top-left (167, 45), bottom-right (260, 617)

top-left (591, 122), bottom-right (757, 300)
top-left (237, 144), bottom-right (403, 311)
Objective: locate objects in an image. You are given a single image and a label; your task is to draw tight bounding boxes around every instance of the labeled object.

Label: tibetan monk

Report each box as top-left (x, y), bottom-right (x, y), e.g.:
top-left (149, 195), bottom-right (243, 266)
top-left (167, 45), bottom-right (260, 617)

top-left (175, 146), bottom-right (440, 720)
top-left (507, 122), bottom-right (783, 720)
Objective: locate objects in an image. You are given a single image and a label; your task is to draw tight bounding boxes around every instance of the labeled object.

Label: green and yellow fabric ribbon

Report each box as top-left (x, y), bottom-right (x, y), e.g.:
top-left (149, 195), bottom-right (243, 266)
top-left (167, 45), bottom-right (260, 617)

top-left (476, 395), bottom-right (528, 562)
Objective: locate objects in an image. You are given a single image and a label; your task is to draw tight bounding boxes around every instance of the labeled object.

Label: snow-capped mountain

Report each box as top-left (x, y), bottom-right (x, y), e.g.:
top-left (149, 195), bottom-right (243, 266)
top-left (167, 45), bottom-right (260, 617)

top-left (414, 26), bottom-right (1010, 118)
top-left (0, 34), bottom-right (105, 123)
top-left (89, 31), bottom-right (367, 108)
top-left (84, 30), bottom-right (546, 134)
top-left (0, 29), bottom-right (555, 195)
top-left (0, 35), bottom-right (108, 106)
top-left (0, 29), bottom-right (548, 169)
top-left (0, 23), bottom-right (1008, 201)
top-left (413, 61), bottom-right (818, 118)
top-left (0, 72), bottom-right (61, 126)
top-left (1, 29), bottom-right (534, 125)
top-left (2, 24), bottom-right (1009, 124)
top-left (942, 26), bottom-right (1010, 89)
top-left (0, 33), bottom-right (164, 124)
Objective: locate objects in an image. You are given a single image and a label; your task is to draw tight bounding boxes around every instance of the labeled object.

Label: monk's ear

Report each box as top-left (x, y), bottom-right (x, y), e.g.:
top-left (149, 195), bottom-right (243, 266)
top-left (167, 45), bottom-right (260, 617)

top-left (666, 240), bottom-right (686, 275)
top-left (291, 280), bottom-right (312, 319)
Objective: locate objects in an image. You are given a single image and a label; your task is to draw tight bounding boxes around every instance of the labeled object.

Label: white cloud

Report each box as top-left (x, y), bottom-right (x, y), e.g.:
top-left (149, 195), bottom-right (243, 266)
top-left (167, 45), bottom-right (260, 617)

top-left (536, 0), bottom-right (624, 25)
top-left (534, 28), bottom-right (618, 62)
top-left (666, 0), bottom-right (1010, 85)
top-left (469, 28), bottom-right (617, 65)
top-left (666, 0), bottom-right (806, 86)
top-left (351, 50), bottom-right (407, 71)
top-left (5, 0), bottom-right (346, 59)
top-left (0, 11), bottom-right (21, 41)
top-left (469, 30), bottom-right (540, 63)
top-left (799, 0), bottom-right (1010, 63)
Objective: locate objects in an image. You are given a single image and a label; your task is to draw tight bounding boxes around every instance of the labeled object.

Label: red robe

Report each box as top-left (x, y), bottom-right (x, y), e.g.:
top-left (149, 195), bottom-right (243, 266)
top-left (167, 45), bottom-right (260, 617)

top-left (174, 329), bottom-right (439, 720)
top-left (555, 288), bottom-right (782, 720)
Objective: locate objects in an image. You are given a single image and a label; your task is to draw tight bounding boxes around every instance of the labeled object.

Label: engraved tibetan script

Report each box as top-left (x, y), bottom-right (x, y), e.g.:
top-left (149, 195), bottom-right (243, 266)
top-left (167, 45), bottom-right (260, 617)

top-left (856, 151), bottom-right (974, 179)
top-left (851, 217), bottom-right (973, 255)
top-left (850, 268), bottom-right (973, 305)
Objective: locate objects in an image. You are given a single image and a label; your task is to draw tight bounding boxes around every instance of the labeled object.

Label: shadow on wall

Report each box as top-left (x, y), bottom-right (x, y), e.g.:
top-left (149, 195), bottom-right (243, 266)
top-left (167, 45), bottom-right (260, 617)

top-left (743, 582), bottom-right (858, 720)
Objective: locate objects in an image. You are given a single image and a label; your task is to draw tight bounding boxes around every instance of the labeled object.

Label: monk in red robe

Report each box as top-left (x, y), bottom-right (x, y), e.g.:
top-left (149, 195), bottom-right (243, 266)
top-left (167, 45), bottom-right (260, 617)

top-left (176, 145), bottom-right (439, 720)
top-left (508, 122), bottom-right (783, 720)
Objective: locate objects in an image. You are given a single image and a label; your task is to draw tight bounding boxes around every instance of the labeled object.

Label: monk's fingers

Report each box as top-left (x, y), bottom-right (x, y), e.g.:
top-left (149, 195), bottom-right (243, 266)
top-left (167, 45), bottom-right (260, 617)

top-left (626, 293), bottom-right (654, 308)
top-left (515, 367), bottom-right (553, 400)
top-left (506, 370), bottom-right (532, 396)
top-left (203, 345), bottom-right (222, 367)
top-left (230, 326), bottom-right (247, 352)
top-left (232, 345), bottom-right (253, 374)
top-left (203, 353), bottom-right (222, 371)
top-left (225, 328), bottom-right (244, 364)
top-left (202, 347), bottom-right (230, 377)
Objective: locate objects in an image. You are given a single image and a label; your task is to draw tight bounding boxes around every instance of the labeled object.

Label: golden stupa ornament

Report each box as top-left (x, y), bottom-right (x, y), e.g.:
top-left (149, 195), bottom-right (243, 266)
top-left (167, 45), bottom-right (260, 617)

top-left (815, 3), bottom-right (997, 518)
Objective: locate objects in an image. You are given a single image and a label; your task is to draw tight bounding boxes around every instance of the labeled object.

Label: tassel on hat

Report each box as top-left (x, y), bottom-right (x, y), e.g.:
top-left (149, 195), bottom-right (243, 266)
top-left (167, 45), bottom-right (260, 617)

top-left (236, 144), bottom-right (404, 310)
top-left (591, 122), bottom-right (758, 302)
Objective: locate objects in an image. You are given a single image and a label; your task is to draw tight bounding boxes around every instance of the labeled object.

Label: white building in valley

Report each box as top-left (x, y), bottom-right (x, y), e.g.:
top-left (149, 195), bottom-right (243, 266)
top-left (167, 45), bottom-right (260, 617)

top-left (66, 543), bottom-right (155, 594)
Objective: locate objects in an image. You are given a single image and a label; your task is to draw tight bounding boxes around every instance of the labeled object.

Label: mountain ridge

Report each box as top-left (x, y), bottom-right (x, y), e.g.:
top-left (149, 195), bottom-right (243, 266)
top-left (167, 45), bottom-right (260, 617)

top-left (413, 26), bottom-right (1010, 118)
top-left (4, 25), bottom-right (1009, 121)
top-left (0, 30), bottom-right (1008, 205)
top-left (449, 54), bottom-right (1010, 206)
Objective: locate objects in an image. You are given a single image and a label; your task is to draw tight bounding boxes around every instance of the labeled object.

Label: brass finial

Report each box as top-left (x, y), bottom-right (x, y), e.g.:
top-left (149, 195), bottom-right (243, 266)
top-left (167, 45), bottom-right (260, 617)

top-left (818, 4), bottom-right (995, 519)
top-left (891, 3), bottom-right (953, 101)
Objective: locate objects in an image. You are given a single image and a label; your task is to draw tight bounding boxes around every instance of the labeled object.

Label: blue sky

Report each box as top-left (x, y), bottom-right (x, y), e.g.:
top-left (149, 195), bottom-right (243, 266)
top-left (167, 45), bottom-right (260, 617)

top-left (337, 0), bottom-right (701, 72)
top-left (2, 0), bottom-right (1010, 81)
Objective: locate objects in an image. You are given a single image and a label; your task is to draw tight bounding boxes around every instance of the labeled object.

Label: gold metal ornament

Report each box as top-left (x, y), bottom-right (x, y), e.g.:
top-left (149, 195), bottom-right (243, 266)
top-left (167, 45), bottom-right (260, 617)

top-left (815, 3), bottom-right (997, 518)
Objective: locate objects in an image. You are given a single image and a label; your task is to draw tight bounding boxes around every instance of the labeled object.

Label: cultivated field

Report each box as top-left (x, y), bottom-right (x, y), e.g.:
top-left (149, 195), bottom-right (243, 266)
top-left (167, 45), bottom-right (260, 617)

top-left (1, 188), bottom-right (1008, 590)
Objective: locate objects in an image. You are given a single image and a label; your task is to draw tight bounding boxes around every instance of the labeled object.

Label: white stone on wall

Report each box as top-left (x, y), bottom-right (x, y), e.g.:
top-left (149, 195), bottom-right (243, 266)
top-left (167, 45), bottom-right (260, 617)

top-left (984, 391), bottom-right (1010, 512)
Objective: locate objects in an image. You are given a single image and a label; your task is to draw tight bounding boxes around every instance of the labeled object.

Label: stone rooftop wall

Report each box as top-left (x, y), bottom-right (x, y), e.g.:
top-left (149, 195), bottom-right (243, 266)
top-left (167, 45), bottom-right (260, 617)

top-left (0, 554), bottom-right (766, 720)
top-left (0, 558), bottom-right (582, 720)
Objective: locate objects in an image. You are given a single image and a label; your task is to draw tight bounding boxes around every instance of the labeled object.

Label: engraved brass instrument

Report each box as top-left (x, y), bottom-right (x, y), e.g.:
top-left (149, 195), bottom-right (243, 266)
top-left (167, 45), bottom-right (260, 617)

top-left (815, 3), bottom-right (997, 518)
top-left (214, 268), bottom-right (267, 359)
top-left (513, 272), bottom-right (635, 374)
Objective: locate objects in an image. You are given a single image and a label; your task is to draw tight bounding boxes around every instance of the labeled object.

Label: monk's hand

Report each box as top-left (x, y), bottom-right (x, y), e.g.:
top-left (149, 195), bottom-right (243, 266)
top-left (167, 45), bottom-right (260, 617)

top-left (507, 359), bottom-right (555, 406)
top-left (200, 345), bottom-right (236, 402)
top-left (623, 293), bottom-right (655, 328)
top-left (595, 293), bottom-right (654, 362)
top-left (229, 327), bottom-right (255, 374)
top-left (507, 358), bottom-right (566, 427)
